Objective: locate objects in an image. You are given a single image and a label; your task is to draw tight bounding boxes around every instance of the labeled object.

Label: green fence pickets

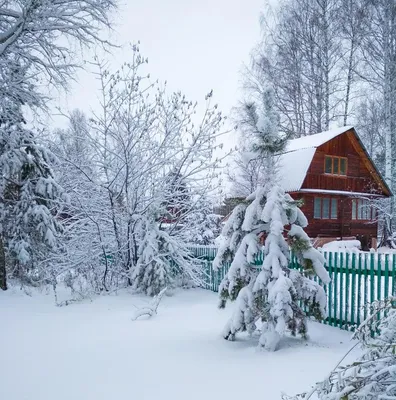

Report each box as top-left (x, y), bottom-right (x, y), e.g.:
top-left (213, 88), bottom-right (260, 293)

top-left (339, 252), bottom-right (344, 329)
top-left (385, 255), bottom-right (390, 298)
top-left (334, 253), bottom-right (339, 328)
top-left (327, 252), bottom-right (333, 326)
top-left (384, 254), bottom-right (390, 320)
top-left (357, 253), bottom-right (362, 326)
top-left (350, 253), bottom-right (356, 328)
top-left (364, 253), bottom-right (369, 322)
top-left (377, 254), bottom-right (382, 325)
top-left (370, 254), bottom-right (375, 304)
top-left (345, 253), bottom-right (350, 328)
top-left (188, 246), bottom-right (396, 335)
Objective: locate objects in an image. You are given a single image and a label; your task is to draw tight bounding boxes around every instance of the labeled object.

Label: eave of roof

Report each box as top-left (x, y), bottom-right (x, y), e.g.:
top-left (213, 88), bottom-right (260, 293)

top-left (296, 189), bottom-right (385, 197)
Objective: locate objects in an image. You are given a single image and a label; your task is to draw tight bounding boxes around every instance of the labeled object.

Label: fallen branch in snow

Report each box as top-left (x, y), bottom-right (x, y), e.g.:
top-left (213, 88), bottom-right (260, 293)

top-left (131, 287), bottom-right (167, 321)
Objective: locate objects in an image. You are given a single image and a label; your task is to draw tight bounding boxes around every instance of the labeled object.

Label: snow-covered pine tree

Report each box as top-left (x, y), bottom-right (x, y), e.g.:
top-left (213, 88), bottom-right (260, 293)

top-left (184, 196), bottom-right (222, 246)
top-left (213, 86), bottom-right (330, 351)
top-left (191, 212), bottom-right (221, 245)
top-left (0, 98), bottom-right (64, 289)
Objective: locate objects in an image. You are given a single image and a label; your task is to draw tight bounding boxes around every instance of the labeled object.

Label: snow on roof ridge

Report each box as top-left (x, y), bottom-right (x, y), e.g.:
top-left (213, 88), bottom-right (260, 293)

top-left (285, 126), bottom-right (354, 153)
top-left (277, 126), bottom-right (354, 193)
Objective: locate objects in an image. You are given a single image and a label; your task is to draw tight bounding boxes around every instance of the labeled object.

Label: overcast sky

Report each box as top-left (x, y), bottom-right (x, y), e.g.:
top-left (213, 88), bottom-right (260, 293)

top-left (53, 0), bottom-right (266, 132)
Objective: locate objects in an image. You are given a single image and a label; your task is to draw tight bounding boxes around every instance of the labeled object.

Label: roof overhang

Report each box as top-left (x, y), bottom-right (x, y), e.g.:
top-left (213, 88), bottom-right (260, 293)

top-left (296, 189), bottom-right (386, 198)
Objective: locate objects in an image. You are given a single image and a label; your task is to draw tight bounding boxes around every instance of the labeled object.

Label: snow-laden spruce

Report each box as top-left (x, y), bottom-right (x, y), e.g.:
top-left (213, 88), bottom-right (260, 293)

top-left (213, 86), bottom-right (330, 351)
top-left (0, 103), bottom-right (64, 289)
top-left (131, 218), bottom-right (202, 296)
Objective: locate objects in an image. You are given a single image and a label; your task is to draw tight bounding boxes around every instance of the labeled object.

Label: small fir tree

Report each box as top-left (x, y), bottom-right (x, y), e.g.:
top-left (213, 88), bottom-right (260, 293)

top-left (213, 87), bottom-right (330, 351)
top-left (131, 216), bottom-right (202, 296)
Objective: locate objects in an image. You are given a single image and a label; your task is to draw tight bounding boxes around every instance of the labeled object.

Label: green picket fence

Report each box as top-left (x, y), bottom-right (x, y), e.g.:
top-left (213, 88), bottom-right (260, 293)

top-left (189, 246), bottom-right (396, 332)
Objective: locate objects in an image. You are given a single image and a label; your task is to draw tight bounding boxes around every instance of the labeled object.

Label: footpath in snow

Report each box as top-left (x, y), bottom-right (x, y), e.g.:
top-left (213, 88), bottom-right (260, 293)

top-left (1, 288), bottom-right (357, 400)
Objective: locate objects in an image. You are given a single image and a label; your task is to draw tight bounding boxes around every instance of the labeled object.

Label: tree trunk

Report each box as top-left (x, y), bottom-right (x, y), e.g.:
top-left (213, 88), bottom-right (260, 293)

top-left (0, 236), bottom-right (7, 290)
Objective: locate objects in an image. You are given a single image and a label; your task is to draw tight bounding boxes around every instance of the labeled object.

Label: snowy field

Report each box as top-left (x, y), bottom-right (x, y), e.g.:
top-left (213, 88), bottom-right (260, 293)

top-left (1, 288), bottom-right (358, 400)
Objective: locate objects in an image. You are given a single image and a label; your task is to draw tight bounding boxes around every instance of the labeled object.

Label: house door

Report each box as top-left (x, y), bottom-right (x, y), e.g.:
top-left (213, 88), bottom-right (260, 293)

top-left (340, 198), bottom-right (351, 238)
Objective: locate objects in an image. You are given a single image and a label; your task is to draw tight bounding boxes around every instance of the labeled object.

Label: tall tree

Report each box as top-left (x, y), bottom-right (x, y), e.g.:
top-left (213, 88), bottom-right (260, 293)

top-left (0, 0), bottom-right (116, 289)
top-left (359, 0), bottom-right (396, 192)
top-left (0, 91), bottom-right (64, 288)
top-left (248, 0), bottom-right (345, 137)
top-left (213, 87), bottom-right (330, 351)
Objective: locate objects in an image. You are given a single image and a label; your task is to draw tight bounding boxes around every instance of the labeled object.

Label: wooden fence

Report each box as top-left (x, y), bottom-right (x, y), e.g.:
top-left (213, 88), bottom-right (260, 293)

top-left (189, 246), bottom-right (396, 332)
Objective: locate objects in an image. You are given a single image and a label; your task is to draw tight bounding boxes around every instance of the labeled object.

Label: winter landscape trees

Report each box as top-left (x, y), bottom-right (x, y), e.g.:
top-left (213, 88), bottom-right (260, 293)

top-left (39, 51), bottom-right (224, 299)
top-left (234, 0), bottom-right (396, 240)
top-left (4, 2), bottom-right (396, 400)
top-left (0, 0), bottom-right (116, 290)
top-left (0, 1), bottom-right (226, 295)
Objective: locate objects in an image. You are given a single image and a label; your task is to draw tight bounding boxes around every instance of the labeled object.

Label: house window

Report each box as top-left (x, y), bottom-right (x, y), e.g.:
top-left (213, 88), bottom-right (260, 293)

top-left (324, 156), bottom-right (347, 176)
top-left (352, 199), bottom-right (376, 220)
top-left (314, 197), bottom-right (338, 219)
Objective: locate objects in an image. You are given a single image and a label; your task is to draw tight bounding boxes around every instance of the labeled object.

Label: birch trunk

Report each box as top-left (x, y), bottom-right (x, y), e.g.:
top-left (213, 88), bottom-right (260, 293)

top-left (0, 236), bottom-right (7, 291)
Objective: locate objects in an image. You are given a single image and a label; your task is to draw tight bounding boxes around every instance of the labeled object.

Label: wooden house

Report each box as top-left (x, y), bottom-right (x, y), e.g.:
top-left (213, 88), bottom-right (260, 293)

top-left (278, 126), bottom-right (391, 250)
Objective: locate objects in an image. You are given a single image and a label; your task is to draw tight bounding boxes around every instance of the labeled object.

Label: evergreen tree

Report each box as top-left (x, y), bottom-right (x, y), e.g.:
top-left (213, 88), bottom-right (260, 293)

top-left (131, 216), bottom-right (201, 296)
top-left (0, 98), bottom-right (64, 288)
top-left (191, 212), bottom-right (221, 245)
top-left (213, 87), bottom-right (330, 351)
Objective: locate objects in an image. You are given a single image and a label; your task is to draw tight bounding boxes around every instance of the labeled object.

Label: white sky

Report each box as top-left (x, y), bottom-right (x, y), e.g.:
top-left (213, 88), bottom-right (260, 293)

top-left (53, 0), bottom-right (265, 131)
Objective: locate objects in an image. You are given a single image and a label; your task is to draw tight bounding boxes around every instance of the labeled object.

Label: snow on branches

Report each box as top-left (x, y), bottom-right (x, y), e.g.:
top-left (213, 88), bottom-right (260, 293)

top-left (285, 298), bottom-right (396, 400)
top-left (213, 86), bottom-right (330, 351)
top-left (0, 0), bottom-right (115, 290)
top-left (50, 46), bottom-right (227, 296)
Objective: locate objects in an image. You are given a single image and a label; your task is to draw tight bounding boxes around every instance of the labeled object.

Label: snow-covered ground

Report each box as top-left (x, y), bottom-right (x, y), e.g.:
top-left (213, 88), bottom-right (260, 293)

top-left (1, 288), bottom-right (357, 400)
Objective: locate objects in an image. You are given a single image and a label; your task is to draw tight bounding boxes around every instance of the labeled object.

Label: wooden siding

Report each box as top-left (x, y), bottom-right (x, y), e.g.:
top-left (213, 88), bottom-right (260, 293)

top-left (291, 193), bottom-right (378, 246)
top-left (301, 131), bottom-right (386, 195)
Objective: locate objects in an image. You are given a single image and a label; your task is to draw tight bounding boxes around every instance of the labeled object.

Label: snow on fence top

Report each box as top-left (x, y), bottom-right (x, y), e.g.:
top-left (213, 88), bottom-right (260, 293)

top-left (277, 126), bottom-right (354, 192)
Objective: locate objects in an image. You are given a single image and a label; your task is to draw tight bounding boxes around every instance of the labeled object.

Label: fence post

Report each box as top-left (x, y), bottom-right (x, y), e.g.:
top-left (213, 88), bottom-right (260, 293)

top-left (357, 253), bottom-right (362, 326)
top-left (351, 253), bottom-right (356, 328)
top-left (327, 252), bottom-right (333, 326)
top-left (384, 254), bottom-right (390, 299)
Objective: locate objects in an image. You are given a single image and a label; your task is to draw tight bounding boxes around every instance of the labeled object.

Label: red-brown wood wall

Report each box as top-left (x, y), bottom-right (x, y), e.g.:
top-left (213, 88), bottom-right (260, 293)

top-left (290, 130), bottom-right (388, 248)
top-left (301, 132), bottom-right (384, 194)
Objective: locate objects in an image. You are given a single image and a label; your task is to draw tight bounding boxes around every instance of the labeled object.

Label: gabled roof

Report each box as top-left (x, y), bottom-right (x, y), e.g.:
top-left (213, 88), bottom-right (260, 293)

top-left (285, 126), bottom-right (353, 152)
top-left (277, 126), bottom-right (391, 196)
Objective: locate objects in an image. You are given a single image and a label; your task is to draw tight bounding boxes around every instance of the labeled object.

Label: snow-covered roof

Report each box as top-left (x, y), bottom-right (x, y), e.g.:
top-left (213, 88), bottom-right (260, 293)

top-left (285, 126), bottom-right (353, 152)
top-left (278, 126), bottom-right (353, 192)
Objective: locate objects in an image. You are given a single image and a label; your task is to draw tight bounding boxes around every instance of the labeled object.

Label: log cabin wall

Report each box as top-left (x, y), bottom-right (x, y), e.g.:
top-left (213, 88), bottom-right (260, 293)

top-left (301, 132), bottom-right (384, 194)
top-left (284, 128), bottom-right (390, 249)
top-left (290, 193), bottom-right (378, 241)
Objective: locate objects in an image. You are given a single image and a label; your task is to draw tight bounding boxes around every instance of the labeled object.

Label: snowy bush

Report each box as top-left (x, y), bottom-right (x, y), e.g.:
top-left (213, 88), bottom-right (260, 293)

top-left (284, 297), bottom-right (396, 400)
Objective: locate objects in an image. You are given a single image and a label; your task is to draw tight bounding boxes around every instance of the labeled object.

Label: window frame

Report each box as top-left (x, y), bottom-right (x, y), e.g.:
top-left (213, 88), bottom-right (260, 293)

top-left (313, 197), bottom-right (338, 220)
top-left (351, 198), bottom-right (376, 221)
top-left (324, 155), bottom-right (348, 176)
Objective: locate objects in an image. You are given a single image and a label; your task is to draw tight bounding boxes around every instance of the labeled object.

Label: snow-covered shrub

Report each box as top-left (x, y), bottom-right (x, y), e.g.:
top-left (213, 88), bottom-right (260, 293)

top-left (214, 86), bottom-right (330, 351)
top-left (284, 297), bottom-right (396, 400)
top-left (131, 218), bottom-right (203, 296)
